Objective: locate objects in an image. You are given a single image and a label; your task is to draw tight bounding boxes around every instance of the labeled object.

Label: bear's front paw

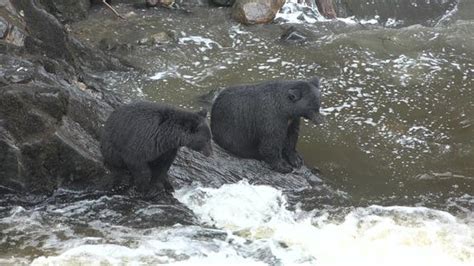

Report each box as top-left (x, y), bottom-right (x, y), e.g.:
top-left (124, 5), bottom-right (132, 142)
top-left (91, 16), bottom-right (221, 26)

top-left (287, 152), bottom-right (304, 168)
top-left (271, 160), bottom-right (293, 174)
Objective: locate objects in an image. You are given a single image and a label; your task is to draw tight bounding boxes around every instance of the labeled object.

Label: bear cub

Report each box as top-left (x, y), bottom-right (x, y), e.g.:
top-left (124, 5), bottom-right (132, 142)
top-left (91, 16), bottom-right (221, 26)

top-left (211, 78), bottom-right (322, 173)
top-left (101, 101), bottom-right (212, 197)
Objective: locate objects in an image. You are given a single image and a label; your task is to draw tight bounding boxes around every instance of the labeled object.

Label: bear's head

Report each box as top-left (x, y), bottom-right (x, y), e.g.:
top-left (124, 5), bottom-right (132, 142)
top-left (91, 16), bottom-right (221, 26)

top-left (185, 110), bottom-right (213, 157)
top-left (286, 77), bottom-right (323, 124)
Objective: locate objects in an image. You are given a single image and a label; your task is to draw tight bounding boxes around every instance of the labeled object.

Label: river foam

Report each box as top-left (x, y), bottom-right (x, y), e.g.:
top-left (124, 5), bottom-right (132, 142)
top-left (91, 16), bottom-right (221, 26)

top-left (23, 181), bottom-right (473, 266)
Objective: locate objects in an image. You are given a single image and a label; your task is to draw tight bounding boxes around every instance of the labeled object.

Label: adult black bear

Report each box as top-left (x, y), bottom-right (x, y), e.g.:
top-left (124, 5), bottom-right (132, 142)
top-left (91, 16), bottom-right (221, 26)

top-left (101, 101), bottom-right (212, 197)
top-left (211, 78), bottom-right (322, 173)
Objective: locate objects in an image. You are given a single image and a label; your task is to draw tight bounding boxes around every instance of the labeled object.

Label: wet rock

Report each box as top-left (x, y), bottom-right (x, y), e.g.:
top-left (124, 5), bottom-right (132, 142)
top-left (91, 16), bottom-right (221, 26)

top-left (232, 0), bottom-right (286, 25)
top-left (0, 125), bottom-right (24, 191)
top-left (280, 26), bottom-right (307, 43)
top-left (0, 18), bottom-right (7, 37)
top-left (138, 31), bottom-right (176, 46)
top-left (38, 0), bottom-right (91, 23)
top-left (0, 3), bottom-right (26, 47)
top-left (99, 38), bottom-right (134, 52)
top-left (11, 0), bottom-right (127, 72)
top-left (0, 0), bottom-right (127, 194)
top-left (146, 0), bottom-right (175, 8)
top-left (210, 0), bottom-right (236, 7)
top-left (146, 0), bottom-right (159, 7)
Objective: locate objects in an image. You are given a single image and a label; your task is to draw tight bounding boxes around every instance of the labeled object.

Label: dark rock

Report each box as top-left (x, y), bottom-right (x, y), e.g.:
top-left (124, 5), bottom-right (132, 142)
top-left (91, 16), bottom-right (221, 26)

top-left (38, 0), bottom-right (91, 23)
top-left (0, 0), bottom-right (127, 194)
top-left (232, 0), bottom-right (286, 25)
top-left (210, 0), bottom-right (236, 7)
top-left (11, 0), bottom-right (128, 73)
top-left (137, 31), bottom-right (176, 46)
top-left (0, 17), bottom-right (7, 38)
top-left (280, 26), bottom-right (307, 43)
top-left (171, 143), bottom-right (322, 190)
top-left (146, 0), bottom-right (159, 7)
top-left (146, 0), bottom-right (174, 8)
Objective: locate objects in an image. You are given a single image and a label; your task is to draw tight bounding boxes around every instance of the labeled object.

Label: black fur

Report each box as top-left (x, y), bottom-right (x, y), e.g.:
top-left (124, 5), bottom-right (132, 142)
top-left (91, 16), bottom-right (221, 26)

top-left (101, 101), bottom-right (212, 197)
top-left (211, 78), bottom-right (321, 173)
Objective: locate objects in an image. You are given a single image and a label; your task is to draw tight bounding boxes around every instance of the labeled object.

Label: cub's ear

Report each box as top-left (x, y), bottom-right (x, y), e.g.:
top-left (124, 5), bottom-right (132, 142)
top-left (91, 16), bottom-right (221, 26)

top-left (309, 77), bottom-right (320, 87)
top-left (196, 109), bottom-right (208, 118)
top-left (288, 88), bottom-right (302, 102)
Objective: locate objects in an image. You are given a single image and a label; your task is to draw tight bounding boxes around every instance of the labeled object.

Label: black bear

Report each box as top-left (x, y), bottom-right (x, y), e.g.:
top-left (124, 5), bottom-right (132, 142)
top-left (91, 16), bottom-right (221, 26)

top-left (210, 78), bottom-right (322, 173)
top-left (101, 101), bottom-right (212, 196)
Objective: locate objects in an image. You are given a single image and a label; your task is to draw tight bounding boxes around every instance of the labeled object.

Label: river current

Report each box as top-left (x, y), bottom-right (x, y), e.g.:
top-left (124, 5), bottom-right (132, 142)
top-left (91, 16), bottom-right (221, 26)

top-left (1, 0), bottom-right (473, 265)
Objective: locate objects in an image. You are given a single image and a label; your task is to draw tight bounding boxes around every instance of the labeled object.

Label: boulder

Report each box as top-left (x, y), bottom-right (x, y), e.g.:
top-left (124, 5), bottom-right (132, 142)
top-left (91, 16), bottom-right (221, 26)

top-left (232, 0), bottom-right (286, 25)
top-left (38, 0), bottom-right (91, 23)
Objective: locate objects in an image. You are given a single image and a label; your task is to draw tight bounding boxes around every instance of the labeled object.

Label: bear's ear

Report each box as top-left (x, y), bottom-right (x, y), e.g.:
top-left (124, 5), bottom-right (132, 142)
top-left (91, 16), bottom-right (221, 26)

top-left (309, 77), bottom-right (320, 87)
top-left (288, 88), bottom-right (302, 102)
top-left (196, 109), bottom-right (208, 118)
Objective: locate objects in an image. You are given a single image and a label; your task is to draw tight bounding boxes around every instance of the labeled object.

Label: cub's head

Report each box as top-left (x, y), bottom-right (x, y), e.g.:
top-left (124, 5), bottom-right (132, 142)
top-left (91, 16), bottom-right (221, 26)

top-left (185, 110), bottom-right (212, 157)
top-left (286, 77), bottom-right (323, 124)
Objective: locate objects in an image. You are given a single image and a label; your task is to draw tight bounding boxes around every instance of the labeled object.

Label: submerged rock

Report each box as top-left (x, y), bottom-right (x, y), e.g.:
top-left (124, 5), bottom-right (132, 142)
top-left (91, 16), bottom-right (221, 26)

top-left (280, 26), bottom-right (308, 43)
top-left (137, 31), bottom-right (176, 46)
top-left (232, 0), bottom-right (286, 25)
top-left (146, 0), bottom-right (175, 8)
top-left (210, 0), bottom-right (236, 7)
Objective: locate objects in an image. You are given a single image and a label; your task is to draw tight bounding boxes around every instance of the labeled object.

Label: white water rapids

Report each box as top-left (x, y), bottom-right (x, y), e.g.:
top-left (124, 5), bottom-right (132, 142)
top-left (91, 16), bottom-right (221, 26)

top-left (12, 181), bottom-right (469, 266)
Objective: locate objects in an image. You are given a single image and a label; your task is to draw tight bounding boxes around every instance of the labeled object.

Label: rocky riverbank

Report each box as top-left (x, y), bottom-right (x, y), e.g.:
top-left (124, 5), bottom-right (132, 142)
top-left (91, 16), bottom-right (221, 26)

top-left (0, 0), bottom-right (343, 206)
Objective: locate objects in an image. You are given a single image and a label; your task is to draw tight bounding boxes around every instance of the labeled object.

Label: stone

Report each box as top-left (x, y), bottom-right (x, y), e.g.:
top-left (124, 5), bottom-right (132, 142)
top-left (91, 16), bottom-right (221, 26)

top-left (38, 0), bottom-right (91, 23)
top-left (211, 0), bottom-right (236, 7)
top-left (0, 18), bottom-right (7, 38)
top-left (280, 26), bottom-right (307, 43)
top-left (146, 0), bottom-right (174, 8)
top-left (232, 0), bottom-right (286, 25)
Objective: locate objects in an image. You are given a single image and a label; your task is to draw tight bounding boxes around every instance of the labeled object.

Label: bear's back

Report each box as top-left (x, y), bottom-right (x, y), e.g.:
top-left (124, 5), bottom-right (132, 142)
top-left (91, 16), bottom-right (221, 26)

top-left (211, 84), bottom-right (278, 159)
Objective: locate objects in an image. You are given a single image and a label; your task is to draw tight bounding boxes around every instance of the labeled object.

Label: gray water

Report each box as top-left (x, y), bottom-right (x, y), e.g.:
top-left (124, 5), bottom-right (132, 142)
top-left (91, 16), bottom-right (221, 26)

top-left (1, 0), bottom-right (473, 264)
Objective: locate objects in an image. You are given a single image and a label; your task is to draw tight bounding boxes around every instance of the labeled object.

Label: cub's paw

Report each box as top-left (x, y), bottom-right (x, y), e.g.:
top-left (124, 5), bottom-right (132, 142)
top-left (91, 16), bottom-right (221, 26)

top-left (271, 160), bottom-right (293, 174)
top-left (286, 152), bottom-right (304, 168)
top-left (143, 183), bottom-right (169, 200)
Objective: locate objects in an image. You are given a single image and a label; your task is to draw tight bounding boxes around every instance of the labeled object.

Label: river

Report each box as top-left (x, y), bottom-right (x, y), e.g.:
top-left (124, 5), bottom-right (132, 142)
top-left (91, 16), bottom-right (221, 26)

top-left (1, 0), bottom-right (473, 265)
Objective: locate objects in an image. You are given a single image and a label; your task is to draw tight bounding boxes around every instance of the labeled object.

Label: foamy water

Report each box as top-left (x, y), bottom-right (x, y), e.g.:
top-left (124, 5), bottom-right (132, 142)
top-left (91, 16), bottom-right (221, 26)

top-left (20, 181), bottom-right (473, 266)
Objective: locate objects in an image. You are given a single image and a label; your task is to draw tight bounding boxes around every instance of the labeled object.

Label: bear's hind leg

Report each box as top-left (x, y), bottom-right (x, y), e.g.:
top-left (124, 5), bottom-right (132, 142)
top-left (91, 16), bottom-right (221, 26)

top-left (149, 149), bottom-right (178, 194)
top-left (125, 161), bottom-right (153, 195)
